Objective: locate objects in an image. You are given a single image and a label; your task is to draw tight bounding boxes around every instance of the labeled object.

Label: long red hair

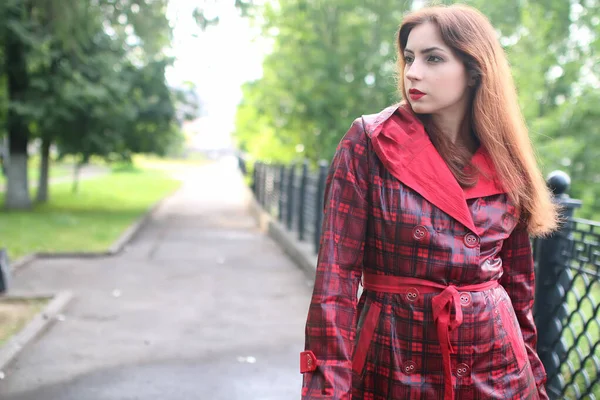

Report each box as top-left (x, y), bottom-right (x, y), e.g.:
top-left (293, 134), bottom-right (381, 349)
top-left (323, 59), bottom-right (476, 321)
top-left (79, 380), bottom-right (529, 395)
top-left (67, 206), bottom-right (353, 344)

top-left (396, 4), bottom-right (558, 236)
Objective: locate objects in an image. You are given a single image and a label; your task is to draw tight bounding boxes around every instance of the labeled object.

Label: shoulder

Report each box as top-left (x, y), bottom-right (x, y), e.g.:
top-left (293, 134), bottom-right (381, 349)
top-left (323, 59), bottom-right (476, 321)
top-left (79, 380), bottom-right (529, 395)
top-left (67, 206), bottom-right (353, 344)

top-left (360, 103), bottom-right (403, 137)
top-left (339, 117), bottom-right (369, 152)
top-left (342, 103), bottom-right (405, 146)
top-left (336, 118), bottom-right (368, 162)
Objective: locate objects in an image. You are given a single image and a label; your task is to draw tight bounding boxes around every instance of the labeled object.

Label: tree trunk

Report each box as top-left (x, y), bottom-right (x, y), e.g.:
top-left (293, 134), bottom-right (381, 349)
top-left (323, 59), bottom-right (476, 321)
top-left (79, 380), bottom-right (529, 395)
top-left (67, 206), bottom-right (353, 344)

top-left (72, 161), bottom-right (82, 194)
top-left (5, 151), bottom-right (30, 209)
top-left (35, 136), bottom-right (51, 203)
top-left (36, 39), bottom-right (61, 204)
top-left (4, 4), bottom-right (32, 210)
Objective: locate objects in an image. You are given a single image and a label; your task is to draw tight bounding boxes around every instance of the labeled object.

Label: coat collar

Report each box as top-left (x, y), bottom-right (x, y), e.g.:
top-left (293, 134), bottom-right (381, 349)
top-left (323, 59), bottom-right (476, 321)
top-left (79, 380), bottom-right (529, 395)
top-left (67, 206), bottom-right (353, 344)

top-left (363, 103), bottom-right (505, 234)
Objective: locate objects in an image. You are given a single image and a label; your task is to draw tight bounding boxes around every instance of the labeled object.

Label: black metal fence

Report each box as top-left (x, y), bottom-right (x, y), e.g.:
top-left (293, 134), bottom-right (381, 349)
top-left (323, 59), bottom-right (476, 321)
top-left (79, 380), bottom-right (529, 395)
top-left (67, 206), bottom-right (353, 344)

top-left (533, 173), bottom-right (600, 400)
top-left (251, 160), bottom-right (330, 253)
top-left (246, 159), bottom-right (599, 400)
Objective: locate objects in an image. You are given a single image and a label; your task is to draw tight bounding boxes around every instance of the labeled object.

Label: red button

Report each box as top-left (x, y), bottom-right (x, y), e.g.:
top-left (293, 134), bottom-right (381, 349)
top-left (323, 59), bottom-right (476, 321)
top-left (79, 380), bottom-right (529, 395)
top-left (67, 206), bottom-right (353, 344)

top-left (412, 225), bottom-right (428, 241)
top-left (464, 232), bottom-right (479, 248)
top-left (459, 292), bottom-right (472, 306)
top-left (402, 360), bottom-right (417, 375)
top-left (455, 363), bottom-right (470, 377)
top-left (406, 288), bottom-right (419, 302)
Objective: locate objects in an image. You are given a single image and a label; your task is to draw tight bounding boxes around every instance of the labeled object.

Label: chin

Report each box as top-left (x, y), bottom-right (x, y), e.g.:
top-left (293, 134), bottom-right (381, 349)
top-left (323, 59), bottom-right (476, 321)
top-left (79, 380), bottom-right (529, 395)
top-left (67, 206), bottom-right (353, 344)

top-left (409, 103), bottom-right (432, 114)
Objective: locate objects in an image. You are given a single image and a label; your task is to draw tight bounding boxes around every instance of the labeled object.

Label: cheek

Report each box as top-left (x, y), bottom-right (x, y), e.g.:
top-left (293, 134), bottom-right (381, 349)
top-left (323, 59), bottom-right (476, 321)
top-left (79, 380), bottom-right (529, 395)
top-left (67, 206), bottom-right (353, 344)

top-left (434, 70), bottom-right (468, 100)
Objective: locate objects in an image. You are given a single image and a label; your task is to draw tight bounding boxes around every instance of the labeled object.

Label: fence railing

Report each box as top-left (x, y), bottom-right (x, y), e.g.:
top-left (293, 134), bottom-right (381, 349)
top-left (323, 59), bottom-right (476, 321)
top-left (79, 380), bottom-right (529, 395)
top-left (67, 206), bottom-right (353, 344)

top-left (532, 173), bottom-right (599, 400)
top-left (252, 160), bottom-right (329, 254)
top-left (245, 159), bottom-right (599, 400)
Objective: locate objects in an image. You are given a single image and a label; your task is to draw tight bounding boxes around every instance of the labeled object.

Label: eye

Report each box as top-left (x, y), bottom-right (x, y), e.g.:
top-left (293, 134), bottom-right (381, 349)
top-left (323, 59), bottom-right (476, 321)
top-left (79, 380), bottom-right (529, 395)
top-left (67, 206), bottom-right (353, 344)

top-left (428, 55), bottom-right (443, 63)
top-left (404, 55), bottom-right (414, 64)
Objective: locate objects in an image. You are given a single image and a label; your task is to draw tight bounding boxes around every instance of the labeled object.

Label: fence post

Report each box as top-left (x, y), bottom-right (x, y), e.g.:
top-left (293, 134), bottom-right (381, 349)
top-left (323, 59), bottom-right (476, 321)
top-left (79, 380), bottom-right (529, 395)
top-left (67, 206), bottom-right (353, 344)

top-left (314, 160), bottom-right (329, 254)
top-left (237, 153), bottom-right (247, 175)
top-left (257, 162), bottom-right (264, 206)
top-left (533, 170), bottom-right (582, 399)
top-left (278, 165), bottom-right (286, 222)
top-left (260, 163), bottom-right (267, 208)
top-left (286, 164), bottom-right (296, 230)
top-left (263, 164), bottom-right (273, 215)
top-left (298, 160), bottom-right (309, 241)
top-left (252, 161), bottom-right (258, 197)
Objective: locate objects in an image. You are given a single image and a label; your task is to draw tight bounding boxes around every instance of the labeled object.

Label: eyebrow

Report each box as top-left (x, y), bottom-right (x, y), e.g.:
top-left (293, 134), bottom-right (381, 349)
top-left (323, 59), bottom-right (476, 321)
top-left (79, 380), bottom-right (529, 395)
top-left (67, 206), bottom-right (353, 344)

top-left (404, 46), bottom-right (446, 54)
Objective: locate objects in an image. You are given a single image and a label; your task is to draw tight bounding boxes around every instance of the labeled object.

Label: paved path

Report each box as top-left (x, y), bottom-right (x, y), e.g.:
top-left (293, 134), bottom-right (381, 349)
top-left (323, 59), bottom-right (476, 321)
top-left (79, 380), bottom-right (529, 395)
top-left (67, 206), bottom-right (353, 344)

top-left (0, 157), bottom-right (312, 400)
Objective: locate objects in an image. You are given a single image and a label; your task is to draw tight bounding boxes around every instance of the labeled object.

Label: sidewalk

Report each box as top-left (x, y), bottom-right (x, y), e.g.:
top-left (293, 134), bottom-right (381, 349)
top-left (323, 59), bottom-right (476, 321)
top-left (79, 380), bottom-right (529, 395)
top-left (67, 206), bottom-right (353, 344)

top-left (0, 157), bottom-right (312, 400)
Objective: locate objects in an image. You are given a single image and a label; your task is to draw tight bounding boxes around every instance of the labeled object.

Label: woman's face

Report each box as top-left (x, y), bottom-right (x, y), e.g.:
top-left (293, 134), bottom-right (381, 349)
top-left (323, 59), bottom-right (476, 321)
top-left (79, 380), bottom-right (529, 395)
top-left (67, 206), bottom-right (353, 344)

top-left (403, 22), bottom-right (472, 117)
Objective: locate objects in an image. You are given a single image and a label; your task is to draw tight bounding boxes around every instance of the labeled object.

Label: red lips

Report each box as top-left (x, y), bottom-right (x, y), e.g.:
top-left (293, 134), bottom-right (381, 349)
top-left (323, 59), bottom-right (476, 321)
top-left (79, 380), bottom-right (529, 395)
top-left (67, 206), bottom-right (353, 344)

top-left (408, 88), bottom-right (426, 100)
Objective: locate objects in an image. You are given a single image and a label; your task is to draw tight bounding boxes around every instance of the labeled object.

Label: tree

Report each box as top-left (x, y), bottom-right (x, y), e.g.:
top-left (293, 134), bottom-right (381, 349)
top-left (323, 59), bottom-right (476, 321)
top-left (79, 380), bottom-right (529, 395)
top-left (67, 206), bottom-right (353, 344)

top-left (1, 1), bottom-right (33, 209)
top-left (193, 0), bottom-right (256, 29)
top-left (55, 57), bottom-right (182, 173)
top-left (0, 0), bottom-right (181, 205)
top-left (40, 0), bottom-right (175, 197)
top-left (234, 0), bottom-right (600, 216)
top-left (234, 0), bottom-right (414, 164)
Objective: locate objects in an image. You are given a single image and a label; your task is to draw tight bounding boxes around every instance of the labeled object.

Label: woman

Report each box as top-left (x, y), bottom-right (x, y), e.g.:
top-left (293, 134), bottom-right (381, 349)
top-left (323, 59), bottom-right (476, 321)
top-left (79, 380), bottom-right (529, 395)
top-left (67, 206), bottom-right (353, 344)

top-left (300, 4), bottom-right (557, 400)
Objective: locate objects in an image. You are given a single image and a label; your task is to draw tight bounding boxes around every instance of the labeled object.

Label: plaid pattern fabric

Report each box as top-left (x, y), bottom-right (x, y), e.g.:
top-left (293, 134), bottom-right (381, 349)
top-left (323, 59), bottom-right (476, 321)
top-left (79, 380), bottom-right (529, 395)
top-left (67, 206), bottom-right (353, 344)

top-left (302, 112), bottom-right (547, 400)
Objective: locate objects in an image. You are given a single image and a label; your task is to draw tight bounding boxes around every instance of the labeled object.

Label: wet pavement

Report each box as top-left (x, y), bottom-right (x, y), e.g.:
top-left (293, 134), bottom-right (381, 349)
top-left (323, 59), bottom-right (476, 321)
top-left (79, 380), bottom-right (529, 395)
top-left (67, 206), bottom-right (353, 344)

top-left (0, 157), bottom-right (313, 400)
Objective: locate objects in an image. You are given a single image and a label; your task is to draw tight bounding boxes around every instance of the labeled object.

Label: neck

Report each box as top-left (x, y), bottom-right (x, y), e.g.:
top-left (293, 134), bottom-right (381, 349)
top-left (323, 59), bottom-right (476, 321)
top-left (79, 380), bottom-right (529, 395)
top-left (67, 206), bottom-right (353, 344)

top-left (431, 112), bottom-right (478, 154)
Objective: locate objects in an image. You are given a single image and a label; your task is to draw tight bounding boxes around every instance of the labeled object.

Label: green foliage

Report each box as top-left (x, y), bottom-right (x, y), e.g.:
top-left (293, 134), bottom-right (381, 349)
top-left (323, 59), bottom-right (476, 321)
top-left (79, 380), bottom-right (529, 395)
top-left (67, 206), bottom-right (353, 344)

top-left (0, 0), bottom-right (197, 208)
top-left (234, 0), bottom-right (414, 165)
top-left (235, 0), bottom-right (600, 216)
top-left (193, 0), bottom-right (256, 29)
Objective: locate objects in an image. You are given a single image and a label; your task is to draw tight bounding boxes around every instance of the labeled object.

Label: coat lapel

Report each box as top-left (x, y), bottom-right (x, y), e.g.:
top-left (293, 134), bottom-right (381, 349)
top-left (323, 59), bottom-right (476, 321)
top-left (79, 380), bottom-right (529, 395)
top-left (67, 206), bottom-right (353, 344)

top-left (363, 104), bottom-right (505, 235)
top-left (463, 147), bottom-right (505, 200)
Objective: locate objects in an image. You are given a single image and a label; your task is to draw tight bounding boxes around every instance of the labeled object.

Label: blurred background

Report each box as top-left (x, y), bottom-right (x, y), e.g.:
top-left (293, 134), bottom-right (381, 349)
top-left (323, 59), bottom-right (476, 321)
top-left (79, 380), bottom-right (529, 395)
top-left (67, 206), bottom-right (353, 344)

top-left (231, 0), bottom-right (600, 219)
top-left (0, 0), bottom-right (599, 223)
top-left (0, 1), bottom-right (598, 399)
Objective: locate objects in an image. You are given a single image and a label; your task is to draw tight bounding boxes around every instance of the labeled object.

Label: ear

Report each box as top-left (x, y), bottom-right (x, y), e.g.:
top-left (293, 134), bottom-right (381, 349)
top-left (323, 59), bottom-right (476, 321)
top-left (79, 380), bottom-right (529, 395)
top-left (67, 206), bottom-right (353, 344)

top-left (468, 70), bottom-right (478, 87)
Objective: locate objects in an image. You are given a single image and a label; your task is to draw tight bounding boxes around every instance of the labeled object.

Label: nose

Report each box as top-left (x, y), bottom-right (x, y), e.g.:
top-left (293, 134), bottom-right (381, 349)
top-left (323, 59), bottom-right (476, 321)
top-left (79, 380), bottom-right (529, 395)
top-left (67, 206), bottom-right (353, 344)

top-left (405, 61), bottom-right (423, 81)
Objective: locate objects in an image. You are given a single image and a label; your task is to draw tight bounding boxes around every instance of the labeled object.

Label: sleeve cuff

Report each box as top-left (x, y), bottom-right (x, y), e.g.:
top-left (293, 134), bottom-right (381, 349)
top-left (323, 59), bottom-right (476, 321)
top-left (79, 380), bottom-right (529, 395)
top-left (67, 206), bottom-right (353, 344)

top-left (300, 351), bottom-right (317, 373)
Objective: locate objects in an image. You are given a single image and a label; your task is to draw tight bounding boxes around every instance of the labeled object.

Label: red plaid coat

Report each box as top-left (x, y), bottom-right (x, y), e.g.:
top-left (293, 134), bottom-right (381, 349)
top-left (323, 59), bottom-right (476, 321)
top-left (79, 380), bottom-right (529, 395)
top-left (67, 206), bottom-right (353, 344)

top-left (301, 104), bottom-right (548, 400)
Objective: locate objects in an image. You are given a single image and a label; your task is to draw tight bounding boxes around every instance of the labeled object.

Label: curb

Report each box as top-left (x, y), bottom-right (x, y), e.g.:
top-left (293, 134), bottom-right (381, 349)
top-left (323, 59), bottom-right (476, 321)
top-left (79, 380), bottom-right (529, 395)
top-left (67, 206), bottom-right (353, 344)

top-left (243, 184), bottom-right (318, 280)
top-left (9, 186), bottom-right (179, 274)
top-left (0, 290), bottom-right (74, 373)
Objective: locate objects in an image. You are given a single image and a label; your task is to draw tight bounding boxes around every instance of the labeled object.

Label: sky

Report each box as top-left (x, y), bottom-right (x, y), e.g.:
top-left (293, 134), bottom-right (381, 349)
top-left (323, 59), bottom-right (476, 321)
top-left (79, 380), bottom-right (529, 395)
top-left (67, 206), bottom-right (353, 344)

top-left (164, 1), bottom-right (270, 149)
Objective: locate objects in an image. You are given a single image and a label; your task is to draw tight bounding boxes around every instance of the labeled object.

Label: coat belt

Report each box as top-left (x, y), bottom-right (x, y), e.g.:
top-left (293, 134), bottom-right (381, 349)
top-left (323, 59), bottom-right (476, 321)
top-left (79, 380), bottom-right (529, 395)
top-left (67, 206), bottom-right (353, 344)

top-left (362, 273), bottom-right (499, 400)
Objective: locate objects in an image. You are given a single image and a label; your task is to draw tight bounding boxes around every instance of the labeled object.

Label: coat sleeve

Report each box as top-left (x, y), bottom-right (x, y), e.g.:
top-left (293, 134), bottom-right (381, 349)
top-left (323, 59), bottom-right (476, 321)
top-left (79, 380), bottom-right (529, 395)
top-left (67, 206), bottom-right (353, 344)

top-left (499, 222), bottom-right (549, 400)
top-left (301, 118), bottom-right (369, 399)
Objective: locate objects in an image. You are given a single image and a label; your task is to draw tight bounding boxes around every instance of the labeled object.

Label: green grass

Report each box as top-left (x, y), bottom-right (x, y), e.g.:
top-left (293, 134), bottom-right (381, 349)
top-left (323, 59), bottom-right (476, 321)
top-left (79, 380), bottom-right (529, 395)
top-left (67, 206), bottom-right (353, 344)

top-left (0, 168), bottom-right (181, 260)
